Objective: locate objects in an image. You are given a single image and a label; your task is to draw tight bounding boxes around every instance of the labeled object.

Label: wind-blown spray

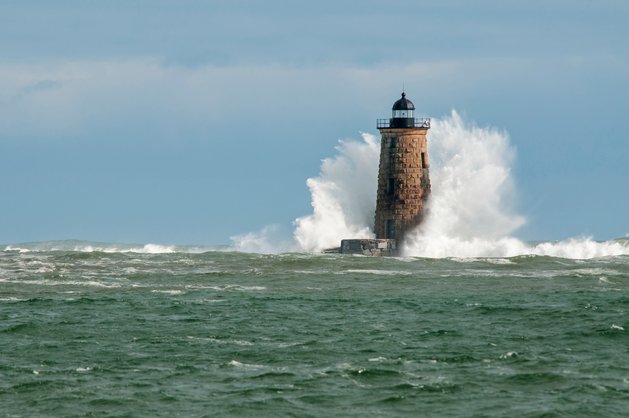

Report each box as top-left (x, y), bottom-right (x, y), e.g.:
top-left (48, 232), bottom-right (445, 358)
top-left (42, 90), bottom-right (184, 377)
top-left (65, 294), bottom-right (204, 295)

top-left (403, 111), bottom-right (525, 257)
top-left (291, 111), bottom-right (629, 258)
top-left (293, 134), bottom-right (379, 252)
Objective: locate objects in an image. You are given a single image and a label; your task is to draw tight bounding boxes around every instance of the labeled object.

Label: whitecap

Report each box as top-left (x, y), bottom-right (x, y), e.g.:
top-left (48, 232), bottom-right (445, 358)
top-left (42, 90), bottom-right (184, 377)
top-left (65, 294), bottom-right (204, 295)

top-left (79, 243), bottom-right (177, 254)
top-left (3, 240), bottom-right (218, 254)
top-left (0, 297), bottom-right (26, 302)
top-left (193, 285), bottom-right (265, 292)
top-left (228, 360), bottom-right (265, 369)
top-left (4, 246), bottom-right (31, 253)
top-left (226, 285), bottom-right (266, 291)
top-left (232, 340), bottom-right (254, 346)
top-left (0, 279), bottom-right (121, 288)
top-left (344, 269), bottom-right (412, 276)
top-left (277, 341), bottom-right (301, 348)
top-left (150, 289), bottom-right (185, 295)
top-left (484, 258), bottom-right (514, 265)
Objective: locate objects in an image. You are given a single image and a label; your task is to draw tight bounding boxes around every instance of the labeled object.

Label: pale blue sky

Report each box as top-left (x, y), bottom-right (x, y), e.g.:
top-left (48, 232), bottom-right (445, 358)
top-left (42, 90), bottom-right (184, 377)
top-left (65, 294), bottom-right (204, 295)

top-left (1, 0), bottom-right (628, 244)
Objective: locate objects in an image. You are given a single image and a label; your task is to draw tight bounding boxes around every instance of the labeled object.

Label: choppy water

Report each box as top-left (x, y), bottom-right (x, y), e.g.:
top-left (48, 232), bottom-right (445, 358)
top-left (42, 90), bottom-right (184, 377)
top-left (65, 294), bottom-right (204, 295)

top-left (1, 242), bottom-right (628, 417)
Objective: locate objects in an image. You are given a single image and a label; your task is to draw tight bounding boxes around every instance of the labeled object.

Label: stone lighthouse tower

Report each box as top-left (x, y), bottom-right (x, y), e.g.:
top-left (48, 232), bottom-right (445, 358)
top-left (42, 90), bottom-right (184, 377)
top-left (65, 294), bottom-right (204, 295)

top-left (374, 92), bottom-right (431, 243)
top-left (337, 92), bottom-right (431, 255)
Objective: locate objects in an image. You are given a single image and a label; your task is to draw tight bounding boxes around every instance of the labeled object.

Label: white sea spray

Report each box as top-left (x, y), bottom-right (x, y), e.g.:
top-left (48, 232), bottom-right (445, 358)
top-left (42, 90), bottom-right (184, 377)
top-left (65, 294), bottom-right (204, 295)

top-left (293, 133), bottom-right (380, 252)
top-left (403, 111), bottom-right (526, 257)
top-left (229, 111), bottom-right (629, 259)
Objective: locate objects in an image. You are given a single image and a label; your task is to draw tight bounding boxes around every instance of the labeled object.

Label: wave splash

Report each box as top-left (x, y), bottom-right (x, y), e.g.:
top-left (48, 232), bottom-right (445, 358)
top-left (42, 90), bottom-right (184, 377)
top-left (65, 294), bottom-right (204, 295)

top-left (403, 111), bottom-right (524, 257)
top-left (293, 134), bottom-right (380, 252)
top-left (285, 110), bottom-right (629, 259)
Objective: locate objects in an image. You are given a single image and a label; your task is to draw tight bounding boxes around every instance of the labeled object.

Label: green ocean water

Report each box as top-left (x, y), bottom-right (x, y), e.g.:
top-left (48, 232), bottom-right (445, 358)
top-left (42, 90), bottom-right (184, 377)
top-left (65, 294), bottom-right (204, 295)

top-left (1, 242), bottom-right (628, 417)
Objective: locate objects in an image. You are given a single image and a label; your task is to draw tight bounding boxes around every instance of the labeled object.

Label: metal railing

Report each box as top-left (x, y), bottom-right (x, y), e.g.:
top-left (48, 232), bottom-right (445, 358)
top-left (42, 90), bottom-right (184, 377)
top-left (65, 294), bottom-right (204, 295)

top-left (376, 118), bottom-right (431, 129)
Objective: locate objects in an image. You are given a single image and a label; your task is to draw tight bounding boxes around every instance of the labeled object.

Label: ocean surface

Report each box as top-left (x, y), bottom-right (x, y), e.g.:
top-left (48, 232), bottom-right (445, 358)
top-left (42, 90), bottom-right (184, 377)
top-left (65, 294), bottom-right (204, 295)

top-left (1, 241), bottom-right (628, 417)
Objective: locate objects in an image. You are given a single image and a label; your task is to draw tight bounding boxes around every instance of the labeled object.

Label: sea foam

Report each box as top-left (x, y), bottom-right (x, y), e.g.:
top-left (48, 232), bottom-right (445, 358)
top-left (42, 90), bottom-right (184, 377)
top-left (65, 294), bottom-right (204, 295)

top-left (2, 241), bottom-right (213, 254)
top-left (285, 111), bottom-right (629, 259)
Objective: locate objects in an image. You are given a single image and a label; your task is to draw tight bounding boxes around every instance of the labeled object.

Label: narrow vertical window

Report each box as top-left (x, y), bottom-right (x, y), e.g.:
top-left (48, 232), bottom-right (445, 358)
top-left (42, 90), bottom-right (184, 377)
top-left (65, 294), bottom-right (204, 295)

top-left (386, 220), bottom-right (395, 239)
top-left (421, 152), bottom-right (426, 168)
top-left (387, 178), bottom-right (395, 195)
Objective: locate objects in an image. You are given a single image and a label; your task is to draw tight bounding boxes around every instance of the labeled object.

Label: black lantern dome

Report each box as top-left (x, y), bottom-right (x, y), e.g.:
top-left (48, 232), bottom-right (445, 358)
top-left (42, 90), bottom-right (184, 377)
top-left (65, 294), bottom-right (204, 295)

top-left (392, 92), bottom-right (415, 112)
top-left (390, 92), bottom-right (415, 127)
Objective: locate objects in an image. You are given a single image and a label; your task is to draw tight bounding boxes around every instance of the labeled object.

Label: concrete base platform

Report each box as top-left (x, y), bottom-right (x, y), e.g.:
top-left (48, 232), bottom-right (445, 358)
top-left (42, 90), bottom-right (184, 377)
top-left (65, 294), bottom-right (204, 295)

top-left (338, 239), bottom-right (398, 256)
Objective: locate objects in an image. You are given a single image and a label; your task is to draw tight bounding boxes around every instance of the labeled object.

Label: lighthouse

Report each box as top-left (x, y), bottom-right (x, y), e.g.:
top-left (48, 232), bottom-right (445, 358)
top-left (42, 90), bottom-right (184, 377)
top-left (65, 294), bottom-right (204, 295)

top-left (374, 92), bottom-right (431, 242)
top-left (336, 92), bottom-right (431, 256)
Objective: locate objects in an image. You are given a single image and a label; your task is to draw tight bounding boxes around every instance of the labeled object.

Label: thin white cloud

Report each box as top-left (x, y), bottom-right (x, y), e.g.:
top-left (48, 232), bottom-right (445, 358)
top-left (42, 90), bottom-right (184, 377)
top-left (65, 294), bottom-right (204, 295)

top-left (0, 53), bottom-right (625, 140)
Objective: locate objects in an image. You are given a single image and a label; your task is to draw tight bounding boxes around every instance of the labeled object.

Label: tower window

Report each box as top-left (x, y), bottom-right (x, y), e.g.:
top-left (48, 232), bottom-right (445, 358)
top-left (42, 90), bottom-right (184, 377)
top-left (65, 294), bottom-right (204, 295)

top-left (387, 178), bottom-right (395, 195)
top-left (421, 152), bottom-right (426, 168)
top-left (390, 138), bottom-right (397, 148)
top-left (386, 220), bottom-right (395, 239)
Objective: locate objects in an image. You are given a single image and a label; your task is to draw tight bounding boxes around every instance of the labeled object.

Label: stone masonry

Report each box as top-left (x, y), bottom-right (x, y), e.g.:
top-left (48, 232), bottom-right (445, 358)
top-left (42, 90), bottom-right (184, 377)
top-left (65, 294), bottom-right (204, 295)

top-left (374, 127), bottom-right (431, 243)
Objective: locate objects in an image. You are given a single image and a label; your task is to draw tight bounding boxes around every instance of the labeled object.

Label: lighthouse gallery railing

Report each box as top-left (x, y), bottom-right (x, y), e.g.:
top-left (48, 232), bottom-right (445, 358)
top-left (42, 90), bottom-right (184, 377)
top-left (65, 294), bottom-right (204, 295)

top-left (376, 118), bottom-right (431, 128)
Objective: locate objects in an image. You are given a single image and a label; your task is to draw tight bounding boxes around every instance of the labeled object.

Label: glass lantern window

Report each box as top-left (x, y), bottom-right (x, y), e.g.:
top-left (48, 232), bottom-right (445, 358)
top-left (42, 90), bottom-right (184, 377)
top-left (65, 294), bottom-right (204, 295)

top-left (393, 109), bottom-right (414, 118)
